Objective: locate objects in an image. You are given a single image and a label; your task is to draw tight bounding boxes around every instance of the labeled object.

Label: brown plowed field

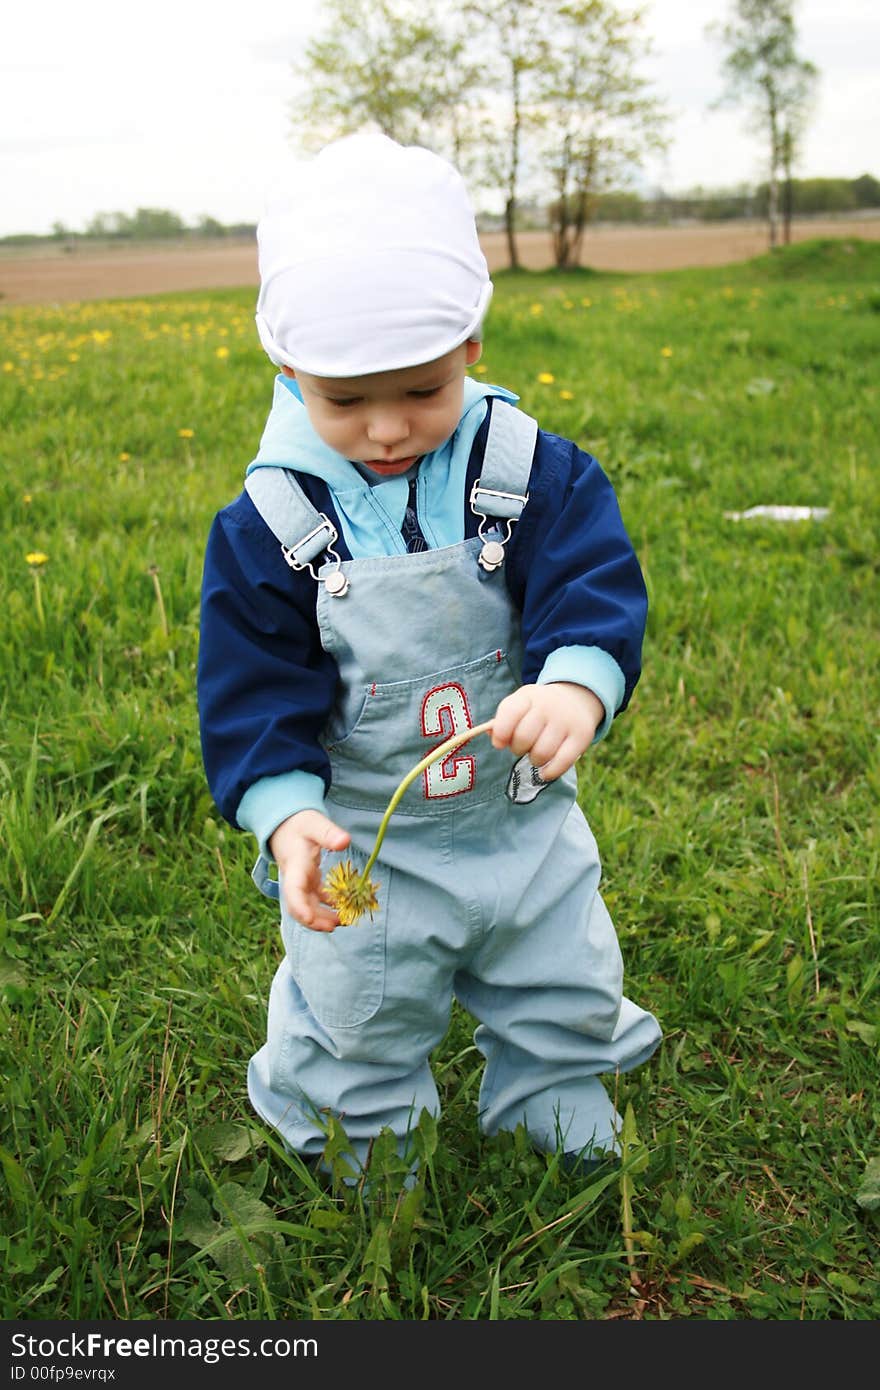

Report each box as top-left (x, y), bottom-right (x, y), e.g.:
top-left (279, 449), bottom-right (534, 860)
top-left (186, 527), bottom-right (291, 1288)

top-left (2, 218), bottom-right (878, 306)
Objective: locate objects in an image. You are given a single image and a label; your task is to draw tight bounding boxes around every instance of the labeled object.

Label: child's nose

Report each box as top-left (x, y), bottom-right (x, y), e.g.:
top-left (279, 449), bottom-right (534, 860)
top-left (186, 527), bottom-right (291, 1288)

top-left (366, 410), bottom-right (410, 446)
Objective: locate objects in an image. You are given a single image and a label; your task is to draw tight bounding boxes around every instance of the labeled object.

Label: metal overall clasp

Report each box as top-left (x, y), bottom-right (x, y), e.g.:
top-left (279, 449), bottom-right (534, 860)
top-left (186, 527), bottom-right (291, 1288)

top-left (469, 481), bottom-right (530, 572)
top-left (281, 516), bottom-right (349, 597)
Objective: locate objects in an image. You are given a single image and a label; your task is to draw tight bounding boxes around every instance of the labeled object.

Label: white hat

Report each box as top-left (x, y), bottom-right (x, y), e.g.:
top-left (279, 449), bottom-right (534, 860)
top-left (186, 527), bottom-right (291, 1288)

top-left (254, 133), bottom-right (493, 378)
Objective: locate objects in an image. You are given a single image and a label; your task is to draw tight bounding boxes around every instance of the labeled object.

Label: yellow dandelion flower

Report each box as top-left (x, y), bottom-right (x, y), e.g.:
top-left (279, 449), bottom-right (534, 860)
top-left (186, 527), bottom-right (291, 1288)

top-left (537, 372), bottom-right (555, 385)
top-left (119, 452), bottom-right (131, 462)
top-left (474, 363), bottom-right (487, 374)
top-left (215, 346), bottom-right (230, 359)
top-left (68, 353), bottom-right (79, 362)
top-left (3, 361), bottom-right (15, 372)
top-left (178, 428), bottom-right (195, 438)
top-left (559, 389), bottom-right (574, 400)
top-left (660, 346), bottom-right (674, 357)
top-left (23, 494), bottom-right (33, 504)
top-left (26, 551), bottom-right (49, 567)
top-left (581, 297), bottom-right (592, 308)
top-left (529, 303), bottom-right (544, 315)
top-left (323, 860), bottom-right (380, 927)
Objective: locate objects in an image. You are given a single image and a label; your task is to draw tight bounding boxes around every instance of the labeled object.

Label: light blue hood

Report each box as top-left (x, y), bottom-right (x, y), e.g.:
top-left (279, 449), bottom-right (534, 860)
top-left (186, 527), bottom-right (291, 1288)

top-left (245, 374), bottom-right (518, 559)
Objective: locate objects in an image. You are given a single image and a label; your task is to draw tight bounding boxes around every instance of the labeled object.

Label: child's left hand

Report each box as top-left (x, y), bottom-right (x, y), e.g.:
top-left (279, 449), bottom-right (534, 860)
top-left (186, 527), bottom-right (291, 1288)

top-left (490, 682), bottom-right (604, 781)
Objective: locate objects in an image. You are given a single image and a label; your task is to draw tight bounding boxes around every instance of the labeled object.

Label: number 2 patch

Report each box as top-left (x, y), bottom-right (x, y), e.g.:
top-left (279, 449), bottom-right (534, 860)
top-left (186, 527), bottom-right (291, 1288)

top-left (420, 683), bottom-right (475, 799)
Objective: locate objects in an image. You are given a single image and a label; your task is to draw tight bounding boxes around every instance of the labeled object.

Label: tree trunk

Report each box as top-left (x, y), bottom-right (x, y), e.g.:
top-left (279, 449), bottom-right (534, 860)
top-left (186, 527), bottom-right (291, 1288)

top-left (506, 62), bottom-right (522, 270)
top-left (782, 128), bottom-right (793, 245)
top-left (505, 196), bottom-right (520, 271)
top-left (767, 94), bottom-right (780, 251)
top-left (768, 173), bottom-right (779, 250)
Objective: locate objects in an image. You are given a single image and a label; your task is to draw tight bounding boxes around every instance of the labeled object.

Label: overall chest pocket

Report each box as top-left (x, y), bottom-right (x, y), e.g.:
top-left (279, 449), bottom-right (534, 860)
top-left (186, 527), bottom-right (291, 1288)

top-left (324, 648), bottom-right (521, 812)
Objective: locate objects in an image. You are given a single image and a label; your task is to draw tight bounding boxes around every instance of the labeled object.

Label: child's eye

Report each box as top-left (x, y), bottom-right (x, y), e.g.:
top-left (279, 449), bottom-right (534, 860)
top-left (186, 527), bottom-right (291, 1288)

top-left (329, 397), bottom-right (362, 408)
top-left (409, 387), bottom-right (441, 399)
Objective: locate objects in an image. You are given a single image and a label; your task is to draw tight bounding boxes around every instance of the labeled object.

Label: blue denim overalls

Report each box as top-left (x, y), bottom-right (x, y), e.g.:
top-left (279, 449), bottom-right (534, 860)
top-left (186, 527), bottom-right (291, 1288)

top-left (246, 402), bottom-right (661, 1167)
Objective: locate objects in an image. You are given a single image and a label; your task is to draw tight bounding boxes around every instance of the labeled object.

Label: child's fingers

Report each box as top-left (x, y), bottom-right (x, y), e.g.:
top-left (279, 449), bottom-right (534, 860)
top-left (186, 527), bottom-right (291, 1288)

top-left (491, 687), bottom-right (534, 747)
top-left (283, 873), bottom-right (340, 932)
top-left (534, 733), bottom-right (583, 782)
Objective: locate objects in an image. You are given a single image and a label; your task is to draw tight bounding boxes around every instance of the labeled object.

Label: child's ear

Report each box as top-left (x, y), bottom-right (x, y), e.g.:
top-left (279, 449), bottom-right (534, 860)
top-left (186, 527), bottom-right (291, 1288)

top-left (465, 339), bottom-right (482, 367)
top-left (280, 365), bottom-right (296, 378)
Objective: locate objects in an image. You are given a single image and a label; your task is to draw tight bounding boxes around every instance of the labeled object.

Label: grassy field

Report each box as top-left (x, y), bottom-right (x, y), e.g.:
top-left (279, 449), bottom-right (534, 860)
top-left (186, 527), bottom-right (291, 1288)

top-left (1, 239), bottom-right (878, 1322)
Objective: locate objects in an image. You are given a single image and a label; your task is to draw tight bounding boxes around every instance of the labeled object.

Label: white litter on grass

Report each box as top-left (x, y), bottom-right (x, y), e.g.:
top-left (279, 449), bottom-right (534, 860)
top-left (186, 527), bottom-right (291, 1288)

top-left (723, 505), bottom-right (830, 522)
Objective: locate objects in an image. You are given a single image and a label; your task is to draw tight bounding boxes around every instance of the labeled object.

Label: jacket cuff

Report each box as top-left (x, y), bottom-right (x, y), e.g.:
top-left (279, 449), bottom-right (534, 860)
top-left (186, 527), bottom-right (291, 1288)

top-left (236, 770), bottom-right (328, 860)
top-left (536, 645), bottom-right (626, 743)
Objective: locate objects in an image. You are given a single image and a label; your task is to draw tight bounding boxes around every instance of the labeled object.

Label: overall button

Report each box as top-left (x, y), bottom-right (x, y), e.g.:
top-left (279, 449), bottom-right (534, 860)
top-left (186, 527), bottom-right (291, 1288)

top-left (478, 540), bottom-right (506, 572)
top-left (324, 570), bottom-right (349, 597)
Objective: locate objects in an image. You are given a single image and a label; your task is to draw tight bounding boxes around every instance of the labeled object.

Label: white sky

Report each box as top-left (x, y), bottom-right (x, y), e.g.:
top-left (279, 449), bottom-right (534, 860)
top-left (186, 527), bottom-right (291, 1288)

top-left (1, 0), bottom-right (877, 237)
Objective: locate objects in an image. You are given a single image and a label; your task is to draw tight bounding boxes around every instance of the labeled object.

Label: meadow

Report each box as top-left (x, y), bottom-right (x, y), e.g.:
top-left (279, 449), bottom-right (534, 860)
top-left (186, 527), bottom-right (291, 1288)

top-left (1, 239), bottom-right (878, 1322)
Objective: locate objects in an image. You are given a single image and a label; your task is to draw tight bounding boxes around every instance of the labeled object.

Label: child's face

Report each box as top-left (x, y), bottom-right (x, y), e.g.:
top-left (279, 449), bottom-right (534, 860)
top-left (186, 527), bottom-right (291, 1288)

top-left (284, 341), bottom-right (482, 478)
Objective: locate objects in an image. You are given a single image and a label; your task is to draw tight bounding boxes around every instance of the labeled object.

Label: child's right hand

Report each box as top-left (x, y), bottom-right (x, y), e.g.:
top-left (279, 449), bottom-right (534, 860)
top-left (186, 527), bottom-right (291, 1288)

top-left (269, 810), bottom-right (351, 932)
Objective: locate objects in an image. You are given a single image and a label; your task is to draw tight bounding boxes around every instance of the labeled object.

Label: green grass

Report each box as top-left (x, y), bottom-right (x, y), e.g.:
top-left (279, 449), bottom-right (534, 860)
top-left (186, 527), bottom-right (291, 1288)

top-left (1, 239), bottom-right (878, 1321)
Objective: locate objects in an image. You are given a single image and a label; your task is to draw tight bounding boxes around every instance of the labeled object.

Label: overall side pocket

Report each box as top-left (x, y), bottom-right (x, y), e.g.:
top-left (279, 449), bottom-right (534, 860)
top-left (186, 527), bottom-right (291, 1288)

top-left (287, 847), bottom-right (389, 1029)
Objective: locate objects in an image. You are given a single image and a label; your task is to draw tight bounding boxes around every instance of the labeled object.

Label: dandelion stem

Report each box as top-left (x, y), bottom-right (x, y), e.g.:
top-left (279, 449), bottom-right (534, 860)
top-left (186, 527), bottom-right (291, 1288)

top-left (31, 571), bottom-right (45, 630)
top-left (149, 566), bottom-right (169, 638)
top-left (361, 720), bottom-right (495, 882)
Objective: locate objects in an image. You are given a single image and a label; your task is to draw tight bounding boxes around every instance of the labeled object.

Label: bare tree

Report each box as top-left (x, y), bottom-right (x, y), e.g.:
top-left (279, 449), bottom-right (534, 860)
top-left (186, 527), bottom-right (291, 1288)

top-left (709, 0), bottom-right (818, 251)
top-left (536, 2), bottom-right (668, 269)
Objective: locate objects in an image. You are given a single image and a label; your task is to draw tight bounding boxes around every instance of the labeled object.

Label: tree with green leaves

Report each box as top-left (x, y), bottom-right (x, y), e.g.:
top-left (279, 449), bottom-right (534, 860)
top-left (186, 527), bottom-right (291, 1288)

top-left (462, 0), bottom-right (554, 270)
top-left (289, 0), bottom-right (479, 166)
top-left (709, 0), bottom-right (818, 250)
top-left (535, 1), bottom-right (668, 269)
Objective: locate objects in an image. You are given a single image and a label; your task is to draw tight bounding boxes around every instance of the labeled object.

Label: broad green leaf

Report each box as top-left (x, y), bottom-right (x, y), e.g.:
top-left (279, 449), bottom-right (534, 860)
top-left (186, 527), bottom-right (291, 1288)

top-left (196, 1121), bottom-right (257, 1163)
top-left (855, 1156), bottom-right (880, 1211)
top-left (827, 1271), bottom-right (861, 1295)
top-left (845, 1019), bottom-right (877, 1046)
top-left (310, 1208), bottom-right (348, 1231)
top-left (0, 1148), bottom-right (31, 1206)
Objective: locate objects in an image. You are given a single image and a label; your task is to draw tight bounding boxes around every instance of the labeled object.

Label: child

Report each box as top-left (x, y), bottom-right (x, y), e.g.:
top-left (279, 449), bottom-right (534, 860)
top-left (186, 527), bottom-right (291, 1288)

top-left (198, 132), bottom-right (661, 1178)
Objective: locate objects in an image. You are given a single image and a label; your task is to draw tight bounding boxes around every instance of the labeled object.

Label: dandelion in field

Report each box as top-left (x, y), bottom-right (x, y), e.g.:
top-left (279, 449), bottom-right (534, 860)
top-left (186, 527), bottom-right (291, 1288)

top-left (559, 389), bottom-right (574, 400)
top-left (178, 428), bottom-right (195, 438)
top-left (474, 363), bottom-right (487, 374)
top-left (530, 303), bottom-right (544, 315)
top-left (26, 552), bottom-right (48, 629)
top-left (215, 346), bottom-right (230, 359)
top-left (581, 297), bottom-right (592, 308)
top-left (68, 353), bottom-right (79, 362)
top-left (660, 346), bottom-right (673, 358)
top-left (23, 494), bottom-right (32, 505)
top-left (537, 372), bottom-right (555, 385)
top-left (3, 361), bottom-right (15, 372)
top-left (119, 452), bottom-right (130, 462)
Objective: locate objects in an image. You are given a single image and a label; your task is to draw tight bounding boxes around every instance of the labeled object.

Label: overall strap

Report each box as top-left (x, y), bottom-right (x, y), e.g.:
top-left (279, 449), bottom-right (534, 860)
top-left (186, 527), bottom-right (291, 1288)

top-left (245, 468), bottom-right (349, 596)
top-left (469, 398), bottom-right (538, 571)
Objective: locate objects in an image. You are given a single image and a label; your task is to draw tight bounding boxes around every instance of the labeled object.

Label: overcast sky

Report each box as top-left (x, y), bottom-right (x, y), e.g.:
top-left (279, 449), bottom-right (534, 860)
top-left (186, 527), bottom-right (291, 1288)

top-left (2, 0), bottom-right (877, 237)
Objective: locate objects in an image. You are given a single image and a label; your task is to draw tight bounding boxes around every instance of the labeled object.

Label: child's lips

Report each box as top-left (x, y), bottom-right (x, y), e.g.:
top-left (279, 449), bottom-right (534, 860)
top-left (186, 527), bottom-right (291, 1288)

top-left (363, 455), bottom-right (418, 473)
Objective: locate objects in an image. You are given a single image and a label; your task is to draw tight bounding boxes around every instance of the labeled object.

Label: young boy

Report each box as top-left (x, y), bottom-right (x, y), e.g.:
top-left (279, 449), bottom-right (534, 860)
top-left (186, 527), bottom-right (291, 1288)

top-left (198, 132), bottom-right (661, 1177)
